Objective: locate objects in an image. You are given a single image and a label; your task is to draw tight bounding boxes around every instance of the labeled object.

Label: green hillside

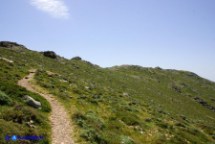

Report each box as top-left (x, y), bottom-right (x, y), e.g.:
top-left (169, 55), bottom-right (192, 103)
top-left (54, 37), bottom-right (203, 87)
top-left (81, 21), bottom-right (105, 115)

top-left (0, 41), bottom-right (215, 144)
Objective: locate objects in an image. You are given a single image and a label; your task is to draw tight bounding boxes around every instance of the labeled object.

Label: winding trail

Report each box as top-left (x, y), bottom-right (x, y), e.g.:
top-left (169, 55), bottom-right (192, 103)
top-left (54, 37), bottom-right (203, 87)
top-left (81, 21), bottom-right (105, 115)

top-left (18, 70), bottom-right (74, 144)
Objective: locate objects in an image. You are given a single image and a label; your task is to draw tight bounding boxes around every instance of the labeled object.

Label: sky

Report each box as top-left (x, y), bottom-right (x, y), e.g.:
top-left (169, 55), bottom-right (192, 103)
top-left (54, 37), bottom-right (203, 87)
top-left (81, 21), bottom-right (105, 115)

top-left (0, 0), bottom-right (215, 81)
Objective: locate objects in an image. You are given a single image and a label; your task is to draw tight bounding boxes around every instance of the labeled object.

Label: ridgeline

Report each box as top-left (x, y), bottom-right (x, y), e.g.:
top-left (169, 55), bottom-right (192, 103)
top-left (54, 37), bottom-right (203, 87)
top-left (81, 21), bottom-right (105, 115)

top-left (0, 41), bottom-right (215, 144)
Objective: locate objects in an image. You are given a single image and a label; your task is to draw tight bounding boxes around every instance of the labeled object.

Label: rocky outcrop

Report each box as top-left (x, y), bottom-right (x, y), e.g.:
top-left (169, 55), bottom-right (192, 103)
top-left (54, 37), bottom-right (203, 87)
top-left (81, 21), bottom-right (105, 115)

top-left (43, 51), bottom-right (57, 59)
top-left (194, 97), bottom-right (215, 112)
top-left (187, 72), bottom-right (199, 78)
top-left (0, 41), bottom-right (26, 49)
top-left (71, 56), bottom-right (82, 60)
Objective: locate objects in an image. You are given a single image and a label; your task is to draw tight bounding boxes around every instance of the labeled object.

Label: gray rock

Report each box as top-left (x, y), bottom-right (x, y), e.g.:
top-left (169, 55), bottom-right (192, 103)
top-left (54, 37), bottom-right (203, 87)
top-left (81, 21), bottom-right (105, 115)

top-left (43, 51), bottom-right (57, 59)
top-left (187, 72), bottom-right (199, 78)
top-left (23, 95), bottom-right (41, 109)
top-left (122, 92), bottom-right (129, 97)
top-left (0, 41), bottom-right (26, 49)
top-left (194, 97), bottom-right (215, 112)
top-left (71, 56), bottom-right (82, 60)
top-left (85, 86), bottom-right (90, 90)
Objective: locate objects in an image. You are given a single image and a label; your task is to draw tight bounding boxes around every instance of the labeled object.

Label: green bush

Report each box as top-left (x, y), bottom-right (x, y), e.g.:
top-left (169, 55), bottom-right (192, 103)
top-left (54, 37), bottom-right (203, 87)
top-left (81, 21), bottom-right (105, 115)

top-left (80, 128), bottom-right (107, 144)
top-left (120, 135), bottom-right (135, 144)
top-left (73, 112), bottom-right (107, 143)
top-left (72, 112), bottom-right (87, 128)
top-left (0, 90), bottom-right (12, 105)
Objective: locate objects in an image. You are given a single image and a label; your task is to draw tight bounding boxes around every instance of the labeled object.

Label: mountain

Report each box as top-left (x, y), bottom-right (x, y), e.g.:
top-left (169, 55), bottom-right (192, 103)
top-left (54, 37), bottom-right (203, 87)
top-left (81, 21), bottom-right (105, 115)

top-left (0, 41), bottom-right (215, 144)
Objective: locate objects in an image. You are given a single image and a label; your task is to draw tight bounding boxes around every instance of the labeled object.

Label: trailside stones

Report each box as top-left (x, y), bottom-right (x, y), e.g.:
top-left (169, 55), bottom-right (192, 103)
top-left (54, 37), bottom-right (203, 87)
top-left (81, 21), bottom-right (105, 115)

top-left (23, 95), bottom-right (41, 109)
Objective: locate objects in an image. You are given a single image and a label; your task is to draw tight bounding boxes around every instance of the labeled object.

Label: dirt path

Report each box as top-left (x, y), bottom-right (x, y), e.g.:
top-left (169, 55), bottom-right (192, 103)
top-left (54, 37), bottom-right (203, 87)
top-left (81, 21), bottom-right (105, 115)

top-left (18, 70), bottom-right (74, 144)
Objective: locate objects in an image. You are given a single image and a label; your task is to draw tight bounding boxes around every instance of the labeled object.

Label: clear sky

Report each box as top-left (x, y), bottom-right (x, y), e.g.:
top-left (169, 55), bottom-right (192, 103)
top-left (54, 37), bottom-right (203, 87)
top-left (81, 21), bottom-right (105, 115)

top-left (0, 0), bottom-right (215, 81)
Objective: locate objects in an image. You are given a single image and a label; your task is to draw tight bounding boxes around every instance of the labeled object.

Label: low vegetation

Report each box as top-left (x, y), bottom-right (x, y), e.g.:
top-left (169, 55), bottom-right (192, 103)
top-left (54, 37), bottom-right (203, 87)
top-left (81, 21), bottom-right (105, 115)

top-left (0, 42), bottom-right (215, 143)
top-left (0, 47), bottom-right (51, 143)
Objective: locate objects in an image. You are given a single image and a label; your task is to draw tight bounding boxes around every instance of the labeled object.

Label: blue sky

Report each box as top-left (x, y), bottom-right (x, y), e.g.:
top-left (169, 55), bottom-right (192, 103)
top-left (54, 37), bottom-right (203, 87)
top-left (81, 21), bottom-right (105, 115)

top-left (0, 0), bottom-right (215, 81)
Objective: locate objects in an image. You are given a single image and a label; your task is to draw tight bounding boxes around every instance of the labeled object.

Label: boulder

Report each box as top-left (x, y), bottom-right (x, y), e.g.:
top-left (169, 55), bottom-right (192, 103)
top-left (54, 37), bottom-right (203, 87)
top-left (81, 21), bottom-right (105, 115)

top-left (43, 51), bottom-right (57, 59)
top-left (71, 56), bottom-right (82, 60)
top-left (23, 95), bottom-right (41, 109)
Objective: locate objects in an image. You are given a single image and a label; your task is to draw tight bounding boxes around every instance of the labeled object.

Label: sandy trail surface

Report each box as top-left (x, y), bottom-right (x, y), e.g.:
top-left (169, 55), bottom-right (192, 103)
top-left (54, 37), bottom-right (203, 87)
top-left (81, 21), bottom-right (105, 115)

top-left (18, 70), bottom-right (74, 144)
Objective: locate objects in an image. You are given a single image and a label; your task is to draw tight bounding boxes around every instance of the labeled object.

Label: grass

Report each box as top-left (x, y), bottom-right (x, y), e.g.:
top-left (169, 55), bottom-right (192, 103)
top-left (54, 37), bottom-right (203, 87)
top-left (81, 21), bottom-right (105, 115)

top-left (1, 43), bottom-right (215, 143)
top-left (34, 63), bottom-right (215, 143)
top-left (0, 47), bottom-right (51, 143)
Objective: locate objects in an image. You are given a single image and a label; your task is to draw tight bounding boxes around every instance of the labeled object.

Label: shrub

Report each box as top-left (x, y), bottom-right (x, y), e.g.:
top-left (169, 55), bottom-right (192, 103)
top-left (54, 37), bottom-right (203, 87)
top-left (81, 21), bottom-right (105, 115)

top-left (80, 129), bottom-right (107, 144)
top-left (120, 135), bottom-right (135, 144)
top-left (72, 112), bottom-right (87, 127)
top-left (73, 112), bottom-right (107, 143)
top-left (0, 90), bottom-right (12, 105)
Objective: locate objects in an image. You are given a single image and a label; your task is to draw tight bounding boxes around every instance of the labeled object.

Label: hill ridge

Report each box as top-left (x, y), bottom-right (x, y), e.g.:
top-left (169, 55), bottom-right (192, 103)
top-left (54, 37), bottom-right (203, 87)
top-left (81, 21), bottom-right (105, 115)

top-left (0, 41), bottom-right (215, 143)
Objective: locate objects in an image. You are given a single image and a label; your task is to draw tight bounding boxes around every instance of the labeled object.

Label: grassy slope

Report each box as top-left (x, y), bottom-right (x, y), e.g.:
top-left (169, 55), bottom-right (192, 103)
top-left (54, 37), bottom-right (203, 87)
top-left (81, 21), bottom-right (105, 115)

top-left (0, 47), bottom-right (51, 144)
top-left (0, 44), bottom-right (215, 144)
